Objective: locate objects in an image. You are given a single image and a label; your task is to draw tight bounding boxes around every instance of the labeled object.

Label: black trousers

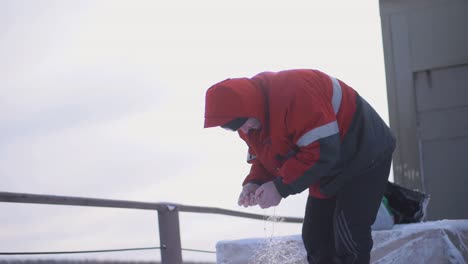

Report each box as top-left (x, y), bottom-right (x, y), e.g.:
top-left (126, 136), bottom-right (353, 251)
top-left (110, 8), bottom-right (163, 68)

top-left (302, 155), bottom-right (392, 264)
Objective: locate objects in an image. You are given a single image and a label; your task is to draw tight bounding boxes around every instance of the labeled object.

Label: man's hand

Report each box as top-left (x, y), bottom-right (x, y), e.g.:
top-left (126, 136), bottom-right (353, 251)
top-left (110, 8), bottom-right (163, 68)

top-left (238, 183), bottom-right (260, 207)
top-left (255, 181), bottom-right (282, 209)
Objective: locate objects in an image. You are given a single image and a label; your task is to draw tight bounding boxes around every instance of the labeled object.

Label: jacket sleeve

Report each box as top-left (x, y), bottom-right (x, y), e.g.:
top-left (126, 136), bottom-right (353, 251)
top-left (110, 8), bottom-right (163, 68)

top-left (273, 84), bottom-right (341, 198)
top-left (242, 148), bottom-right (276, 186)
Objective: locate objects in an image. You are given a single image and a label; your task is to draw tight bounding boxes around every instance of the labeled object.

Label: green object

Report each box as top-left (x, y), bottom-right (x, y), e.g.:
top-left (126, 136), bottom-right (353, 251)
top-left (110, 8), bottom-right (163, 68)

top-left (382, 196), bottom-right (393, 216)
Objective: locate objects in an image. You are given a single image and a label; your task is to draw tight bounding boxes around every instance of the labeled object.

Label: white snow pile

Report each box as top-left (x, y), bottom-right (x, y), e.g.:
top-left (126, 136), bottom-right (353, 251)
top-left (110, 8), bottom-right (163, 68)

top-left (216, 219), bottom-right (468, 264)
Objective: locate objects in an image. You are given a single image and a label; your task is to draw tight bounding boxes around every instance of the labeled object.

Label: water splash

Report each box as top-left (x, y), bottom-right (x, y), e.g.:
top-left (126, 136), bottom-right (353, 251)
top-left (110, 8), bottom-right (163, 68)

top-left (249, 209), bottom-right (305, 264)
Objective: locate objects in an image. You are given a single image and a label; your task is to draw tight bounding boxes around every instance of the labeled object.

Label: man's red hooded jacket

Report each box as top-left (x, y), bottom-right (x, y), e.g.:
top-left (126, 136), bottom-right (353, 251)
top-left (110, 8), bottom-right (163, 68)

top-left (204, 69), bottom-right (395, 198)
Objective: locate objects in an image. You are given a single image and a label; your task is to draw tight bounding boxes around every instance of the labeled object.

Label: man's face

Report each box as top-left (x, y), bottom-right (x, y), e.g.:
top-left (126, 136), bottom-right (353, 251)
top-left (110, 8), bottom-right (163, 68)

top-left (239, 118), bottom-right (261, 134)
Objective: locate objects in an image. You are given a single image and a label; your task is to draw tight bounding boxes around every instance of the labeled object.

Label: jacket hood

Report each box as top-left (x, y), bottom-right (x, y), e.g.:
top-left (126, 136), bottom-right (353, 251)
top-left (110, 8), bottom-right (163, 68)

top-left (204, 77), bottom-right (266, 128)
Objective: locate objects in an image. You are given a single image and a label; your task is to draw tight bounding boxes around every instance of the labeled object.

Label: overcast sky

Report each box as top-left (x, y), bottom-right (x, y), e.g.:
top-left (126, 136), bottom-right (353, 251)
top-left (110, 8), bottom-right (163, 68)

top-left (0, 0), bottom-right (390, 262)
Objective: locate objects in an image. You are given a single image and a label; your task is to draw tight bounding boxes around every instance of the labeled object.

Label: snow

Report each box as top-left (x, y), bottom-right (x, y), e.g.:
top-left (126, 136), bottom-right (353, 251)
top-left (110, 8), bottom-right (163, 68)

top-left (216, 220), bottom-right (468, 264)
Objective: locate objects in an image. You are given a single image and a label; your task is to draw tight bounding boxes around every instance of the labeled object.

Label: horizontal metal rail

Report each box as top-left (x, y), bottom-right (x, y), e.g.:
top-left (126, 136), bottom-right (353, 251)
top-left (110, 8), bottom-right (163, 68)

top-left (179, 204), bottom-right (303, 223)
top-left (0, 191), bottom-right (303, 223)
top-left (0, 191), bottom-right (303, 263)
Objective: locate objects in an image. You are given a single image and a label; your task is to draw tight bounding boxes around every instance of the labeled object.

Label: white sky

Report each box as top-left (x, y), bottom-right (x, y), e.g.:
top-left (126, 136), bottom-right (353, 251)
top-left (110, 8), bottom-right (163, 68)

top-left (0, 0), bottom-right (391, 262)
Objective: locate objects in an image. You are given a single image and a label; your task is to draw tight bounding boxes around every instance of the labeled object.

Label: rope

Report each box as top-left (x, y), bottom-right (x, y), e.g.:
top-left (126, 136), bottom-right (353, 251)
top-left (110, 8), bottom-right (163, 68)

top-left (0, 246), bottom-right (216, 255)
top-left (181, 248), bottom-right (216, 254)
top-left (0, 247), bottom-right (159, 255)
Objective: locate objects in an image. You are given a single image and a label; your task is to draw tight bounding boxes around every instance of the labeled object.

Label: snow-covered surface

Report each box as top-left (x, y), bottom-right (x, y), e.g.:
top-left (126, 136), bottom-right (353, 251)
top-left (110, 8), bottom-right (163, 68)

top-left (216, 220), bottom-right (468, 264)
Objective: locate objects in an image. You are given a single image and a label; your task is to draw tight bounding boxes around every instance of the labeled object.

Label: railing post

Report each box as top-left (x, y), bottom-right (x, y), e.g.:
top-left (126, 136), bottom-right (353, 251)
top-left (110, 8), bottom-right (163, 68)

top-left (158, 204), bottom-right (183, 264)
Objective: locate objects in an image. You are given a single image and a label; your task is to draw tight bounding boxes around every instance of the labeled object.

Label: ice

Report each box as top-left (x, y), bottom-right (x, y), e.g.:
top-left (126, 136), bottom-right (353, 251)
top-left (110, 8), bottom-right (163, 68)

top-left (217, 220), bottom-right (468, 264)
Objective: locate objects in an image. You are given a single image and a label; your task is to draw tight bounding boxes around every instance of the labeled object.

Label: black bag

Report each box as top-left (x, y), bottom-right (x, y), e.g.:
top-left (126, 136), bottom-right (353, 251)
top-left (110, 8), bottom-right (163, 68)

top-left (384, 181), bottom-right (430, 224)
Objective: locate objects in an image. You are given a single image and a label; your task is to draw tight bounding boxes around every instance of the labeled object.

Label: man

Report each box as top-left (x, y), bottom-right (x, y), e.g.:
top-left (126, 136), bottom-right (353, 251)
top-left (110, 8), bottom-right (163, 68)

top-left (204, 69), bottom-right (395, 264)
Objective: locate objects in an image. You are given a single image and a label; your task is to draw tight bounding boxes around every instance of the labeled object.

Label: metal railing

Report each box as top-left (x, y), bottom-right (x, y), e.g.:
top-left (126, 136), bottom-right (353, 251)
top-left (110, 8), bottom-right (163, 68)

top-left (0, 192), bottom-right (303, 264)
